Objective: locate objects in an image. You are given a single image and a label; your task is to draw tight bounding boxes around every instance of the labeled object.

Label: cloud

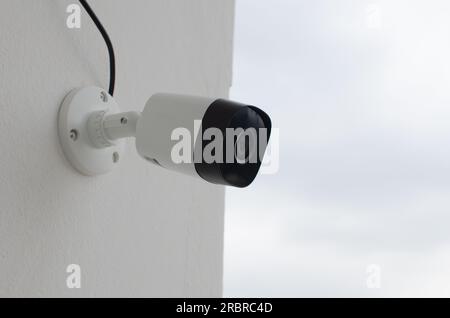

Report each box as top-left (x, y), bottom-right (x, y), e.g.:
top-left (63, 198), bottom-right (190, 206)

top-left (225, 0), bottom-right (450, 297)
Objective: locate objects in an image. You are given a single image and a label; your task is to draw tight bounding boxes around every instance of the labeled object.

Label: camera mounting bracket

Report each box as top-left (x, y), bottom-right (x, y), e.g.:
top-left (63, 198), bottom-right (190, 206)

top-left (58, 86), bottom-right (125, 176)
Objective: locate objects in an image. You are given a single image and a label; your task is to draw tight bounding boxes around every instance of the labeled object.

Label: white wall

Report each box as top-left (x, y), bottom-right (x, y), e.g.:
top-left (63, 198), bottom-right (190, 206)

top-left (0, 0), bottom-right (234, 297)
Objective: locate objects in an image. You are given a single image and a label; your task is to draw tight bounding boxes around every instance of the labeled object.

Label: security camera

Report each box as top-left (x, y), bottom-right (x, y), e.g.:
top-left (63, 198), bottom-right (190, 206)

top-left (58, 87), bottom-right (272, 188)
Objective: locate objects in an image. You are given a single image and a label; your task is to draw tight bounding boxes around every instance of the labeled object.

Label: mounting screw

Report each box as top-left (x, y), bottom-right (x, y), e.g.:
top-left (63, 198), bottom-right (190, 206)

top-left (70, 129), bottom-right (78, 141)
top-left (120, 117), bottom-right (128, 125)
top-left (100, 91), bottom-right (108, 103)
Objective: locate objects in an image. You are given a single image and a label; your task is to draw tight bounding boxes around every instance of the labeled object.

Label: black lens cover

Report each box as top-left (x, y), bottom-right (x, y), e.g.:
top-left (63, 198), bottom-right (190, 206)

top-left (195, 99), bottom-right (272, 188)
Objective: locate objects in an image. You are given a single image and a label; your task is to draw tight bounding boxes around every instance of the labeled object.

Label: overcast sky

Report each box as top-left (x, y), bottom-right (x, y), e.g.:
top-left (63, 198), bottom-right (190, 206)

top-left (224, 0), bottom-right (450, 297)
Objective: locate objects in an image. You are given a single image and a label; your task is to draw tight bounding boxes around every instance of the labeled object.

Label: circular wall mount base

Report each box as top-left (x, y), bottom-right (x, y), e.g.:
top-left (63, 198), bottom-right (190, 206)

top-left (58, 86), bottom-right (125, 176)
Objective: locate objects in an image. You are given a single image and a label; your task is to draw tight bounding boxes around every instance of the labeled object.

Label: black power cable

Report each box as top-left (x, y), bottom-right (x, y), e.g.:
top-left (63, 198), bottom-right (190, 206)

top-left (79, 0), bottom-right (116, 96)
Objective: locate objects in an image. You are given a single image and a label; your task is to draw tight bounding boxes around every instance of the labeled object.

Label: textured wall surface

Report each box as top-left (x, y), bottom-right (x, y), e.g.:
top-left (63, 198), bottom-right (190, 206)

top-left (0, 0), bottom-right (234, 297)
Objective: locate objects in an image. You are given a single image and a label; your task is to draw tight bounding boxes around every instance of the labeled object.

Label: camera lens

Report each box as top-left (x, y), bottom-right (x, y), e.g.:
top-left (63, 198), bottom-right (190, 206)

top-left (195, 99), bottom-right (272, 188)
top-left (235, 127), bottom-right (258, 164)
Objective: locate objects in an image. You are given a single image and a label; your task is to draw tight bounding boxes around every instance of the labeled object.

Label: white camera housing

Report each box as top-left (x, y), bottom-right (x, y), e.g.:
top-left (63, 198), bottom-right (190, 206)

top-left (136, 93), bottom-right (215, 177)
top-left (58, 86), bottom-right (271, 188)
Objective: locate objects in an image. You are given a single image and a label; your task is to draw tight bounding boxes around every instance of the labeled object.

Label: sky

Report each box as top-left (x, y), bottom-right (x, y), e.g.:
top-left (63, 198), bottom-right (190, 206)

top-left (224, 0), bottom-right (450, 297)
